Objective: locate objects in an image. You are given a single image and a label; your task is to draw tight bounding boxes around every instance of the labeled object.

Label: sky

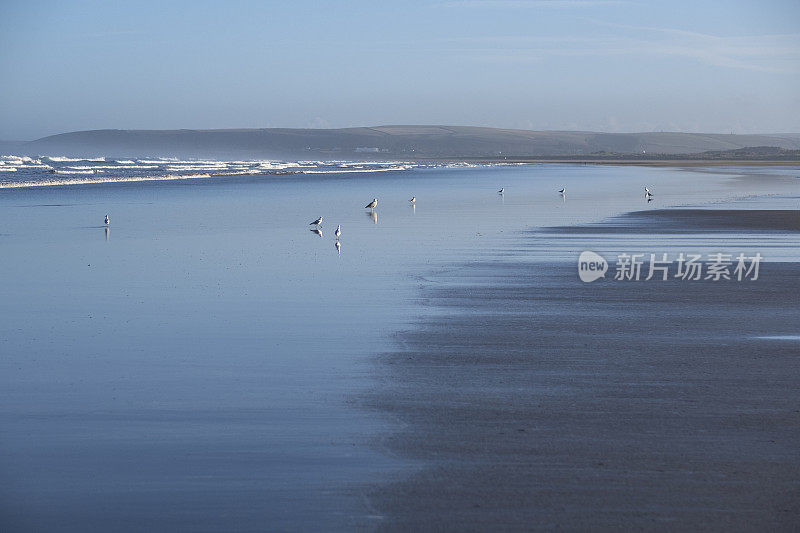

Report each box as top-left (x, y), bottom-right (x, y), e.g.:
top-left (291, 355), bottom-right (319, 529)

top-left (0, 0), bottom-right (798, 139)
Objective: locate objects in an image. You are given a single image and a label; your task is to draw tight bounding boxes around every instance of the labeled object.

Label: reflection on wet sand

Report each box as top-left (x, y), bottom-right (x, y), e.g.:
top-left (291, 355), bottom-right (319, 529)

top-left (367, 211), bottom-right (378, 224)
top-left (104, 226), bottom-right (110, 241)
top-left (335, 240), bottom-right (341, 255)
top-left (310, 227), bottom-right (323, 238)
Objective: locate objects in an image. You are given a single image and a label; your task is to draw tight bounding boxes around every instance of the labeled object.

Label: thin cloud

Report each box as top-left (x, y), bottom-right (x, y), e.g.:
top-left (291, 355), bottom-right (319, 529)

top-left (587, 21), bottom-right (800, 72)
top-left (423, 28), bottom-right (800, 73)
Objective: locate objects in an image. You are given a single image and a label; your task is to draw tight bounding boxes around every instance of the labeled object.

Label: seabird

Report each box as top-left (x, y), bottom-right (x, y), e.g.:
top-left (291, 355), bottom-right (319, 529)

top-left (559, 188), bottom-right (566, 194)
top-left (498, 188), bottom-right (504, 194)
top-left (365, 198), bottom-right (378, 210)
top-left (104, 214), bottom-right (110, 225)
top-left (409, 196), bottom-right (416, 203)
top-left (310, 216), bottom-right (323, 226)
top-left (645, 187), bottom-right (653, 197)
top-left (334, 224), bottom-right (341, 239)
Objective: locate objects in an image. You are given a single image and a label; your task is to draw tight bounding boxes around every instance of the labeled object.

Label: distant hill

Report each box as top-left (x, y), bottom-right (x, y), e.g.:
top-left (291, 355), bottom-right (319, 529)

top-left (513, 146), bottom-right (800, 162)
top-left (16, 125), bottom-right (800, 159)
top-left (677, 146), bottom-right (800, 161)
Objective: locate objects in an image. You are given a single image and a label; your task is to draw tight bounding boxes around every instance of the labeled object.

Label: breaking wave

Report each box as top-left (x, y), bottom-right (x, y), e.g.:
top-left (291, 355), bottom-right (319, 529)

top-left (0, 155), bottom-right (500, 189)
top-left (55, 169), bottom-right (102, 174)
top-left (46, 156), bottom-right (106, 162)
top-left (0, 172), bottom-right (214, 189)
top-left (301, 165), bottom-right (413, 174)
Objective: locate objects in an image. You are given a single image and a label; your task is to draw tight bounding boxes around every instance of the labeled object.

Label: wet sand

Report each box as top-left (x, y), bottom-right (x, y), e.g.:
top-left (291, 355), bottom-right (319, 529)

top-left (1, 163), bottom-right (796, 530)
top-left (549, 209), bottom-right (800, 233)
top-left (369, 207), bottom-right (800, 530)
top-left (453, 159), bottom-right (800, 167)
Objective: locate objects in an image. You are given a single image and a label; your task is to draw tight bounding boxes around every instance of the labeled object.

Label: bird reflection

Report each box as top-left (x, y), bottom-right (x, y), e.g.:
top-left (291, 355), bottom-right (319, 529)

top-left (310, 227), bottom-right (323, 238)
top-left (104, 226), bottom-right (110, 241)
top-left (335, 240), bottom-right (341, 255)
top-left (367, 211), bottom-right (378, 224)
top-left (647, 196), bottom-right (654, 203)
top-left (411, 203), bottom-right (416, 214)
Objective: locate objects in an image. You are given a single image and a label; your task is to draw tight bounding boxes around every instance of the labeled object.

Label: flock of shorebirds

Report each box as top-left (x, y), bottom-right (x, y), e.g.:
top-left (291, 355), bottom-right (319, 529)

top-left (305, 186), bottom-right (655, 237)
top-left (304, 186), bottom-right (656, 244)
top-left (308, 197), bottom-right (385, 250)
top-left (101, 186), bottom-right (656, 251)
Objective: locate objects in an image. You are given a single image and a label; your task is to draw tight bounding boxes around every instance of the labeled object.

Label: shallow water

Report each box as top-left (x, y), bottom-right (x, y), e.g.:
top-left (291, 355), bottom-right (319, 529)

top-left (0, 162), bottom-right (797, 530)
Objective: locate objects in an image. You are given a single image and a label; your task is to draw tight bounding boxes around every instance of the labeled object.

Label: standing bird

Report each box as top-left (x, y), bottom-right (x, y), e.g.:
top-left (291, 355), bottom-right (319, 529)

top-left (409, 196), bottom-right (416, 204)
top-left (334, 224), bottom-right (341, 240)
top-left (365, 198), bottom-right (378, 210)
top-left (558, 188), bottom-right (566, 195)
top-left (104, 214), bottom-right (110, 225)
top-left (310, 216), bottom-right (323, 226)
top-left (644, 187), bottom-right (653, 197)
top-left (498, 188), bottom-right (504, 194)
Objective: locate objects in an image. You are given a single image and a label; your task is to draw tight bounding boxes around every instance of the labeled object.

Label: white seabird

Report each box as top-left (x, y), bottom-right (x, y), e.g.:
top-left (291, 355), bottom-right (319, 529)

top-left (559, 188), bottom-right (566, 194)
top-left (335, 224), bottom-right (341, 239)
top-left (498, 188), bottom-right (504, 194)
top-left (104, 214), bottom-right (110, 225)
top-left (365, 198), bottom-right (378, 210)
top-left (310, 216), bottom-right (323, 226)
top-left (409, 196), bottom-right (416, 203)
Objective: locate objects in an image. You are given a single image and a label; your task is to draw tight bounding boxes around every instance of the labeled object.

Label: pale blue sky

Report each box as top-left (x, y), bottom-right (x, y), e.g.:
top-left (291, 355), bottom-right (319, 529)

top-left (1, 0), bottom-right (798, 139)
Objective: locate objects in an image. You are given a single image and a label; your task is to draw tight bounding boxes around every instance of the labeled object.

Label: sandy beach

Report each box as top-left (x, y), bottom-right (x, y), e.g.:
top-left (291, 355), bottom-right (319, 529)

top-left (0, 162), bottom-right (797, 531)
top-left (369, 203), bottom-right (800, 530)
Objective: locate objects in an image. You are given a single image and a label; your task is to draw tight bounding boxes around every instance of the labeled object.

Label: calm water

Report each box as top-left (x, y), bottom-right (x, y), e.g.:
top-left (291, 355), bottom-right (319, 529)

top-left (0, 162), bottom-right (797, 531)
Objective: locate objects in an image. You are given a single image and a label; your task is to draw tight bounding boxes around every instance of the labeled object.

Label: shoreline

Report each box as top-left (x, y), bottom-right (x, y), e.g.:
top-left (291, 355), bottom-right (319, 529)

top-left (443, 158), bottom-right (800, 167)
top-left (367, 200), bottom-right (800, 530)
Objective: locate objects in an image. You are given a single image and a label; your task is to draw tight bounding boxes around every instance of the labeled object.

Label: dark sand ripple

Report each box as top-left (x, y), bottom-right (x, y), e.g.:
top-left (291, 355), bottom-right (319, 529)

top-left (548, 209), bottom-right (800, 233)
top-left (368, 208), bottom-right (800, 531)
